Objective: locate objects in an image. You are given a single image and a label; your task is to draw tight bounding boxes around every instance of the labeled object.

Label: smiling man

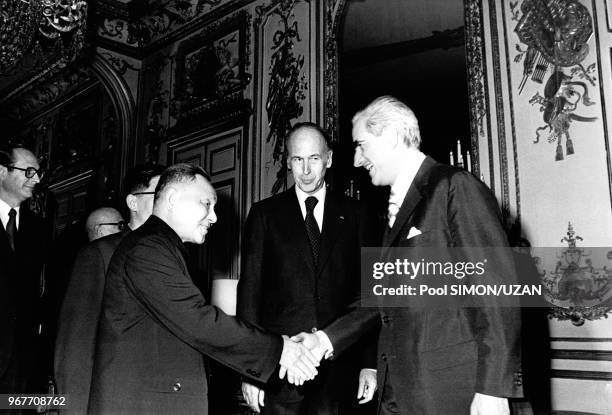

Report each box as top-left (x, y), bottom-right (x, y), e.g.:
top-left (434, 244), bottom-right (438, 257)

top-left (0, 144), bottom-right (49, 397)
top-left (238, 123), bottom-right (377, 415)
top-left (293, 96), bottom-right (523, 415)
top-left (89, 163), bottom-right (319, 415)
top-left (55, 163), bottom-right (165, 415)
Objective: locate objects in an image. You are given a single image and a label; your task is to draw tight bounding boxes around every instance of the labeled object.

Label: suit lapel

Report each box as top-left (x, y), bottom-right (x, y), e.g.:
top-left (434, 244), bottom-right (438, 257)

top-left (382, 156), bottom-right (436, 248)
top-left (282, 189), bottom-right (316, 273)
top-left (315, 192), bottom-right (342, 277)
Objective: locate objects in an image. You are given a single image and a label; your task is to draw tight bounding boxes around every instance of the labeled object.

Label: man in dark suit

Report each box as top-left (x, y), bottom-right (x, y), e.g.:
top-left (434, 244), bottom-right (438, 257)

top-left (294, 96), bottom-right (523, 415)
top-left (0, 144), bottom-right (49, 397)
top-left (238, 122), bottom-right (377, 415)
top-left (54, 163), bottom-right (165, 414)
top-left (89, 164), bottom-right (319, 414)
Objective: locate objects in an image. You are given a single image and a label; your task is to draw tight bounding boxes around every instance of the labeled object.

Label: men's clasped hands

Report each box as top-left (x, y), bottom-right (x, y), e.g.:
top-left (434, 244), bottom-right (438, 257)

top-left (278, 331), bottom-right (330, 385)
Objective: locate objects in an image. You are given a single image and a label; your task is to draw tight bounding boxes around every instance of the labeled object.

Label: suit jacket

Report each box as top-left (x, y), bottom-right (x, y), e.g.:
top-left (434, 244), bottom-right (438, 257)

top-left (325, 157), bottom-right (523, 414)
top-left (54, 229), bottom-right (127, 414)
top-left (89, 215), bottom-right (282, 414)
top-left (0, 207), bottom-right (49, 393)
top-left (237, 187), bottom-right (376, 403)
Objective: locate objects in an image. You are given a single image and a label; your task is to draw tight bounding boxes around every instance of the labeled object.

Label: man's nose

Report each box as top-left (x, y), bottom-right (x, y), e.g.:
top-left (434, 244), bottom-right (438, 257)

top-left (208, 207), bottom-right (217, 224)
top-left (303, 160), bottom-right (311, 175)
top-left (354, 147), bottom-right (364, 168)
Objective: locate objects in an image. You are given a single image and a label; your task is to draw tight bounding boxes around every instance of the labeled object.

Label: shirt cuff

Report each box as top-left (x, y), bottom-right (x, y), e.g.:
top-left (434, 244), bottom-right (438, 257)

top-left (315, 330), bottom-right (334, 359)
top-left (362, 368), bottom-right (377, 374)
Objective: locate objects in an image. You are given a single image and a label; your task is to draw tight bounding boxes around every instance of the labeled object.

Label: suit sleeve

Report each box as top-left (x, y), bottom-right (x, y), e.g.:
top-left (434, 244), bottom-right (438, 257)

top-left (322, 202), bottom-right (381, 358)
top-left (124, 235), bottom-right (282, 383)
top-left (54, 244), bottom-right (106, 409)
top-left (356, 202), bottom-right (379, 369)
top-left (236, 205), bottom-right (265, 326)
top-left (448, 171), bottom-right (522, 398)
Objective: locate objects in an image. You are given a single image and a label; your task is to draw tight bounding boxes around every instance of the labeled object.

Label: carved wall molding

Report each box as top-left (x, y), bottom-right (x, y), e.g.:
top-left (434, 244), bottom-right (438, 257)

top-left (487, 0), bottom-right (513, 227)
top-left (465, 0), bottom-right (488, 183)
top-left (93, 53), bottom-right (137, 193)
top-left (0, 63), bottom-right (96, 121)
top-left (323, 0), bottom-right (346, 144)
top-left (93, 0), bottom-right (253, 58)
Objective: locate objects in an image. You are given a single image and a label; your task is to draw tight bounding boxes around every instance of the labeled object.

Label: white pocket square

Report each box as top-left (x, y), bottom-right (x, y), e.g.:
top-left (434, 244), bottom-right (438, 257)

top-left (406, 227), bottom-right (422, 239)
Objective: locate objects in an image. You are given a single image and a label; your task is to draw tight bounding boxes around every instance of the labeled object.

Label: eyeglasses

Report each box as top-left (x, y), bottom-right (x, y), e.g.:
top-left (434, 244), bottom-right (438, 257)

top-left (96, 221), bottom-right (127, 230)
top-left (4, 165), bottom-right (46, 179)
top-left (131, 191), bottom-right (155, 196)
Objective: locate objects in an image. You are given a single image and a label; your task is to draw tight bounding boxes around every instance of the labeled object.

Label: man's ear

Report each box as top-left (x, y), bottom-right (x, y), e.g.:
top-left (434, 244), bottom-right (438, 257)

top-left (0, 165), bottom-right (7, 179)
top-left (326, 150), bottom-right (333, 168)
top-left (166, 188), bottom-right (177, 210)
top-left (126, 194), bottom-right (138, 211)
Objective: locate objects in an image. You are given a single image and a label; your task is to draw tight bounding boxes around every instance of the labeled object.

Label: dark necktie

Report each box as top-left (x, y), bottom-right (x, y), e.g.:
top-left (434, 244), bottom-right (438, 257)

top-left (304, 196), bottom-right (320, 264)
top-left (6, 208), bottom-right (17, 251)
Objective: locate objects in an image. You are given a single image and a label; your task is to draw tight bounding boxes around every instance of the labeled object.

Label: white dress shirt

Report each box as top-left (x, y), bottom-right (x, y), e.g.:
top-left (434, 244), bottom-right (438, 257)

top-left (295, 184), bottom-right (326, 232)
top-left (0, 197), bottom-right (20, 231)
top-left (387, 150), bottom-right (426, 227)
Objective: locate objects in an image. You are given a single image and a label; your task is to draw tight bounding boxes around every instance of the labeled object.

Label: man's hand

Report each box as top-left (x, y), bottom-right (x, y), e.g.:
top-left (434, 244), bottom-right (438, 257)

top-left (470, 393), bottom-right (509, 415)
top-left (278, 335), bottom-right (319, 385)
top-left (290, 331), bottom-right (330, 362)
top-left (357, 368), bottom-right (377, 404)
top-left (241, 382), bottom-right (265, 413)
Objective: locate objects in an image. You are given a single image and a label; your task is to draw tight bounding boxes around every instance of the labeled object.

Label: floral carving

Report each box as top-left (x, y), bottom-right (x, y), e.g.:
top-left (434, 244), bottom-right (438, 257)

top-left (256, 0), bottom-right (308, 194)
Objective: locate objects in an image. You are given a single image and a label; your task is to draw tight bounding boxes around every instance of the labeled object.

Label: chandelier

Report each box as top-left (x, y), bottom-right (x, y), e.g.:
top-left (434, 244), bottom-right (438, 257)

top-left (0, 0), bottom-right (87, 74)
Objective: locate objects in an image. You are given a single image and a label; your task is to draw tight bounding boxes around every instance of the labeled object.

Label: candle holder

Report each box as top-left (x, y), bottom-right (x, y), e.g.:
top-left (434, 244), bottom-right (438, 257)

top-left (449, 139), bottom-right (472, 173)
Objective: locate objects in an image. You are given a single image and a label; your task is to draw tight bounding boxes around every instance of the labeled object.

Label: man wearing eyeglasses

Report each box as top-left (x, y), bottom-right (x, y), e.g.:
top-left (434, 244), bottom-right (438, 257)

top-left (54, 163), bottom-right (165, 414)
top-left (0, 144), bottom-right (49, 399)
top-left (85, 207), bottom-right (125, 242)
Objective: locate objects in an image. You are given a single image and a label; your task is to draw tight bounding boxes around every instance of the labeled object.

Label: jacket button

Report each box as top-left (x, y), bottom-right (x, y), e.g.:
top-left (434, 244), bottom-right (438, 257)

top-left (311, 327), bottom-right (317, 333)
top-left (381, 315), bottom-right (391, 324)
top-left (173, 382), bottom-right (181, 392)
top-left (514, 370), bottom-right (523, 386)
top-left (254, 371), bottom-right (261, 378)
top-left (380, 353), bottom-right (387, 362)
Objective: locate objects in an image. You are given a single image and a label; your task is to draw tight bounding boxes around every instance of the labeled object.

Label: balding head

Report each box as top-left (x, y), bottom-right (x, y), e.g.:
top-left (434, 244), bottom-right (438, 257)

top-left (85, 207), bottom-right (124, 241)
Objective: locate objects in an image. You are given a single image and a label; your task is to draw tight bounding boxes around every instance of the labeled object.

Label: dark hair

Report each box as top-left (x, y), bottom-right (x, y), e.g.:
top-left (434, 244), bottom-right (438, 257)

top-left (285, 122), bottom-right (331, 155)
top-left (123, 163), bottom-right (167, 195)
top-left (0, 141), bottom-right (31, 167)
top-left (154, 163), bottom-right (211, 201)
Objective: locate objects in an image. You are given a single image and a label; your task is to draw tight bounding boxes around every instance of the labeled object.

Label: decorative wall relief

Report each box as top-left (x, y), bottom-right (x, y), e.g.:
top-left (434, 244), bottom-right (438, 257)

top-left (146, 81), bottom-right (170, 163)
top-left (0, 63), bottom-right (95, 121)
top-left (171, 10), bottom-right (251, 123)
top-left (512, 0), bottom-right (598, 161)
top-left (97, 0), bottom-right (227, 48)
top-left (100, 52), bottom-right (139, 76)
top-left (255, 0), bottom-right (308, 194)
top-left (534, 223), bottom-right (612, 326)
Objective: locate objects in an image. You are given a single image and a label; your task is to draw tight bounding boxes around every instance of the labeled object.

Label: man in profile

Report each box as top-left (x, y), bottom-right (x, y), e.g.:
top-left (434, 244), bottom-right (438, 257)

top-left (294, 96), bottom-right (522, 415)
top-left (89, 164), bottom-right (319, 415)
top-left (54, 164), bottom-right (165, 414)
top-left (85, 207), bottom-right (125, 241)
top-left (0, 143), bottom-right (49, 397)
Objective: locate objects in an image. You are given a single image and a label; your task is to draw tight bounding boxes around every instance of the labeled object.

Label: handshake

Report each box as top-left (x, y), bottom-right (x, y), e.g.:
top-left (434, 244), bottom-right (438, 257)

top-left (278, 331), bottom-right (329, 385)
top-left (243, 331), bottom-right (377, 413)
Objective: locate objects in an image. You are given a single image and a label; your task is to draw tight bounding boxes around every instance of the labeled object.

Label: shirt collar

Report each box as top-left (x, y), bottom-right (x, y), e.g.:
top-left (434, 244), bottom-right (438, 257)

top-left (389, 150), bottom-right (426, 207)
top-left (295, 183), bottom-right (327, 207)
top-left (0, 197), bottom-right (20, 229)
top-left (0, 197), bottom-right (19, 216)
